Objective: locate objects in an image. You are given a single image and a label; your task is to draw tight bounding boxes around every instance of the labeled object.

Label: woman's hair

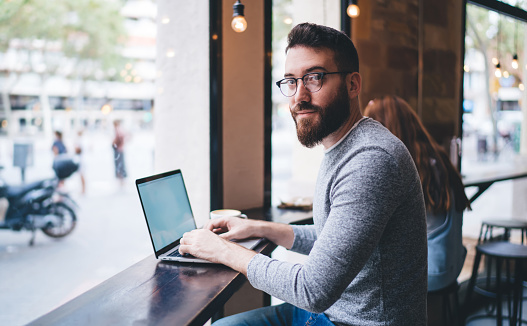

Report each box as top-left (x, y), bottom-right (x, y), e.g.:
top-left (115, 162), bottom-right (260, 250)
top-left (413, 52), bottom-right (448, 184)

top-left (364, 95), bottom-right (470, 213)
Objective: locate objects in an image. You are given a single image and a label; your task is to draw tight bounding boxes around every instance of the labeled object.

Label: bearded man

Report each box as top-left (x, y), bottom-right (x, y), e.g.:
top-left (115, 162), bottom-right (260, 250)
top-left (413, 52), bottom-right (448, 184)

top-left (180, 23), bottom-right (428, 326)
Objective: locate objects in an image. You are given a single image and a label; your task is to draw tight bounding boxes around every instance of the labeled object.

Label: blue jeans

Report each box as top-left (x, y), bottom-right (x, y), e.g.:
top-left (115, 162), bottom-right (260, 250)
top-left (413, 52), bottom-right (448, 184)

top-left (212, 303), bottom-right (335, 326)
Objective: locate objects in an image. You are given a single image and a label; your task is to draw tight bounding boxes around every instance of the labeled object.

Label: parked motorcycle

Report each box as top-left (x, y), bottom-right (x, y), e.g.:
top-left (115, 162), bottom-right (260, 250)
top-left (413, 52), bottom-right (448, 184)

top-left (0, 156), bottom-right (79, 246)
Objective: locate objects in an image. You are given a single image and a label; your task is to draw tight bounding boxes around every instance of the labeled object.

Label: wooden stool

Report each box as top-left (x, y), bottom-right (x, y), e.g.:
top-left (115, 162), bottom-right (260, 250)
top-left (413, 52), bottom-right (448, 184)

top-left (464, 241), bottom-right (527, 325)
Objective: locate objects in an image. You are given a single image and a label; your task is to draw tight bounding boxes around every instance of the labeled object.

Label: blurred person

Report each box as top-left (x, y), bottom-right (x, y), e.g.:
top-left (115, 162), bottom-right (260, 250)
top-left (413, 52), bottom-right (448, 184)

top-left (52, 130), bottom-right (67, 156)
top-left (364, 95), bottom-right (471, 292)
top-left (74, 129), bottom-right (86, 194)
top-left (179, 23), bottom-right (427, 325)
top-left (52, 130), bottom-right (67, 188)
top-left (112, 120), bottom-right (127, 187)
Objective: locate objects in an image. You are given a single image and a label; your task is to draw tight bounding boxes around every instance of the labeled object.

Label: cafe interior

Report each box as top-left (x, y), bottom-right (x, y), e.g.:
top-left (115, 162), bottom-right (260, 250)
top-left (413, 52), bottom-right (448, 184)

top-left (155, 0), bottom-right (527, 324)
top-left (29, 0), bottom-right (527, 325)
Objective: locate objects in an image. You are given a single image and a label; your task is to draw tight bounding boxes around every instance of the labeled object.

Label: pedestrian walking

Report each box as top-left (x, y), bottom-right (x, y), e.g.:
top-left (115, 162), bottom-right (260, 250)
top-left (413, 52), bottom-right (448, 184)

top-left (52, 131), bottom-right (67, 156)
top-left (74, 129), bottom-right (86, 194)
top-left (112, 120), bottom-right (127, 187)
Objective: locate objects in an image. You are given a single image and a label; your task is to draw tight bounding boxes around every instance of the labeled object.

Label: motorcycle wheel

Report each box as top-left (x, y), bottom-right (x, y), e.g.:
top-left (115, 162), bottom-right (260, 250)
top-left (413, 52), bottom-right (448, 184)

top-left (41, 202), bottom-right (77, 238)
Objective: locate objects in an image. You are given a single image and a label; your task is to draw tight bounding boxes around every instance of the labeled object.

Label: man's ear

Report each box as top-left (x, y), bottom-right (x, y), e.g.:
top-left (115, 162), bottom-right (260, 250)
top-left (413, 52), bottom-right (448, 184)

top-left (347, 72), bottom-right (361, 97)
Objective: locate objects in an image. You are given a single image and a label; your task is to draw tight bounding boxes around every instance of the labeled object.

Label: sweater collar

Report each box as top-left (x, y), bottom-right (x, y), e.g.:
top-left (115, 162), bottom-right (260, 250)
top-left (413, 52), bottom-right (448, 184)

top-left (324, 117), bottom-right (368, 154)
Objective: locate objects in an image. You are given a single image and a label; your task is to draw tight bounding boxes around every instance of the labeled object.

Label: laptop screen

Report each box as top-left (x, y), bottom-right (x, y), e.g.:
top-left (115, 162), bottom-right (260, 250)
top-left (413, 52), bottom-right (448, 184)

top-left (136, 170), bottom-right (196, 252)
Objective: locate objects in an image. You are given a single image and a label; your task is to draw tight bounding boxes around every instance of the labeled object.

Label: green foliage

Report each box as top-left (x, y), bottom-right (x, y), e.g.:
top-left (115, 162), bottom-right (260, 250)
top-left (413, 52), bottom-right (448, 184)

top-left (0, 0), bottom-right (126, 74)
top-left (0, 0), bottom-right (67, 49)
top-left (466, 4), bottom-right (525, 70)
top-left (272, 0), bottom-right (293, 53)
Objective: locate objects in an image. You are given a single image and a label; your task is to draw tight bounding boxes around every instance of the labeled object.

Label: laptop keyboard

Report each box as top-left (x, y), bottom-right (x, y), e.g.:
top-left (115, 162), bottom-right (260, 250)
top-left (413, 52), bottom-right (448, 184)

top-left (167, 249), bottom-right (194, 258)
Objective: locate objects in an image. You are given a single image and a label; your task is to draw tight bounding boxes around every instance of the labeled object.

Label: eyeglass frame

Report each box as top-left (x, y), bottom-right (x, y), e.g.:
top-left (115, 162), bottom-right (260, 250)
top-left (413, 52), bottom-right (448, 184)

top-left (275, 71), bottom-right (352, 97)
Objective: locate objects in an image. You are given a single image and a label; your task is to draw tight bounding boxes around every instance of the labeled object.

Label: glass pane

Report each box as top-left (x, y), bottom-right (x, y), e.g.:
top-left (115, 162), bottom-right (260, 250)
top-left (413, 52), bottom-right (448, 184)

top-left (0, 1), bottom-right (156, 324)
top-left (462, 3), bottom-right (525, 169)
top-left (271, 0), bottom-right (340, 207)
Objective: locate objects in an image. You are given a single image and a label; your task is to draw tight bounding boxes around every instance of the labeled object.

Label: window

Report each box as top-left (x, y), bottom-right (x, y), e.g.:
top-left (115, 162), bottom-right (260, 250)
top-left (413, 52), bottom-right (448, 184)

top-left (271, 0), bottom-right (341, 206)
top-left (463, 2), bottom-right (526, 165)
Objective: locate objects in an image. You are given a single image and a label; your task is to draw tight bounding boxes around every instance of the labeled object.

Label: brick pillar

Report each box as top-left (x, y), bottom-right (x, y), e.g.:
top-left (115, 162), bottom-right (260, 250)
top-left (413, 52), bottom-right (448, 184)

top-left (352, 0), bottom-right (463, 147)
top-left (352, 0), bottom-right (420, 112)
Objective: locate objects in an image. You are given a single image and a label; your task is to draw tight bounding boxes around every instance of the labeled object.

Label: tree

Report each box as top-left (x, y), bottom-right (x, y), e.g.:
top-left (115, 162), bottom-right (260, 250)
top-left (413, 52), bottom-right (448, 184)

top-left (0, 0), bottom-right (126, 138)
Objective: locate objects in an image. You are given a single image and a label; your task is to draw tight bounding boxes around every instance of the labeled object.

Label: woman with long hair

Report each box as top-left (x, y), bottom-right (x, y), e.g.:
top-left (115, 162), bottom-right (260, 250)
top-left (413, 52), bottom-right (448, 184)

top-left (364, 95), bottom-right (471, 291)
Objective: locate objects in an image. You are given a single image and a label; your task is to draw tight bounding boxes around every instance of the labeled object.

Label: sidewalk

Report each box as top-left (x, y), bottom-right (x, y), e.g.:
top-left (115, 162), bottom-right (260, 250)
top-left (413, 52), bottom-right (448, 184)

top-left (0, 129), bottom-right (155, 326)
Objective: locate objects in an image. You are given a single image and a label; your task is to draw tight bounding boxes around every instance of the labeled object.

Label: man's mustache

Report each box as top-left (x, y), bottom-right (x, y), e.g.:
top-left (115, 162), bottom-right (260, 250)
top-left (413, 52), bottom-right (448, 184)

top-left (291, 103), bottom-right (321, 114)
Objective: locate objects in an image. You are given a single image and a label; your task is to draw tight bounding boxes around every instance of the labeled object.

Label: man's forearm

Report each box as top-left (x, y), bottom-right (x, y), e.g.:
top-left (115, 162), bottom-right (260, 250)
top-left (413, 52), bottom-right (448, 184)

top-left (220, 221), bottom-right (294, 275)
top-left (253, 220), bottom-right (294, 250)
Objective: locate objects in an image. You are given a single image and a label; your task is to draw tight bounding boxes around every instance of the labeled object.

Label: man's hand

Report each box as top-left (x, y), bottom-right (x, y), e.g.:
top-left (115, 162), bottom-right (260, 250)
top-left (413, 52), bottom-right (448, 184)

top-left (179, 217), bottom-right (295, 274)
top-left (205, 216), bottom-right (258, 241)
top-left (206, 216), bottom-right (295, 250)
top-left (179, 228), bottom-right (257, 275)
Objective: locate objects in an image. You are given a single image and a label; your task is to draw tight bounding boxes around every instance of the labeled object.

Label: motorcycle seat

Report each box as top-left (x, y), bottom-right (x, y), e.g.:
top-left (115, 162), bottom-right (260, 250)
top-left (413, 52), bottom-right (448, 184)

top-left (6, 180), bottom-right (50, 199)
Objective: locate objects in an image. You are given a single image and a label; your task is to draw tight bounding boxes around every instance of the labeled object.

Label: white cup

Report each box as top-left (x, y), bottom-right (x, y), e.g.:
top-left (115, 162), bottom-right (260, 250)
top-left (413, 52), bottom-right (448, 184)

top-left (209, 209), bottom-right (247, 220)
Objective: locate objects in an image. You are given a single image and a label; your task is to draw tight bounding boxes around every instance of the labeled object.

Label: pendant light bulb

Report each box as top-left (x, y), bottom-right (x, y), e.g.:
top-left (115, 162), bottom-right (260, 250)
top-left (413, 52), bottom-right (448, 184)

top-left (347, 0), bottom-right (360, 18)
top-left (232, 0), bottom-right (247, 33)
top-left (232, 16), bottom-right (247, 33)
top-left (495, 62), bottom-right (502, 78)
top-left (512, 54), bottom-right (519, 70)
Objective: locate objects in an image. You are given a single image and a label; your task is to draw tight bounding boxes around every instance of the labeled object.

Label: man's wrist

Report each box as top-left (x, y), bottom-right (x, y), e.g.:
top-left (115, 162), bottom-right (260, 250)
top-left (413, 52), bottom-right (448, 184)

top-left (221, 240), bottom-right (258, 275)
top-left (251, 220), bottom-right (268, 238)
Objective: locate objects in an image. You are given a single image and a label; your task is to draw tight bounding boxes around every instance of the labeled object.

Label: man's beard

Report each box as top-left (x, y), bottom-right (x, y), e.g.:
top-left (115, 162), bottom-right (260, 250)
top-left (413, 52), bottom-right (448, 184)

top-left (291, 85), bottom-right (351, 148)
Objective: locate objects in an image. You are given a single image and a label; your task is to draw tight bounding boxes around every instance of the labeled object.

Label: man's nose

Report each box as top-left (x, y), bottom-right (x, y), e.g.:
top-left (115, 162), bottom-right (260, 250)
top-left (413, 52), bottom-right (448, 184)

top-left (294, 80), bottom-right (310, 103)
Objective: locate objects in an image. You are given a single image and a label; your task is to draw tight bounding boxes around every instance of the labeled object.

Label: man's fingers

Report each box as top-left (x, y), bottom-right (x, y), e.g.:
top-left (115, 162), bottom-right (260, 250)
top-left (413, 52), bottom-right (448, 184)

top-left (205, 221), bottom-right (219, 231)
top-left (218, 232), bottom-right (235, 241)
top-left (179, 244), bottom-right (189, 254)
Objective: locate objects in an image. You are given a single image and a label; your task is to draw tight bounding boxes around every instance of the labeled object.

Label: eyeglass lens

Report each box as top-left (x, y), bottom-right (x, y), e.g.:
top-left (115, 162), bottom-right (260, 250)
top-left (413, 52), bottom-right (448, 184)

top-left (279, 73), bottom-right (323, 97)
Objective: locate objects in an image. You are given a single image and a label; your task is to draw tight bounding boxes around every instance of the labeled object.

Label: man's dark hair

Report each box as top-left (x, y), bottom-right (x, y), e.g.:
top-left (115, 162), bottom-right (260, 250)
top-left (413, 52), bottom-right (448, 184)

top-left (286, 23), bottom-right (359, 73)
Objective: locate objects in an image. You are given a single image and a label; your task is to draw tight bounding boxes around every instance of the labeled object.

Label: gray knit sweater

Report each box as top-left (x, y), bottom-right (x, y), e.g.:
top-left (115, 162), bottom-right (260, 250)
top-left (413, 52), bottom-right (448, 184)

top-left (247, 118), bottom-right (427, 325)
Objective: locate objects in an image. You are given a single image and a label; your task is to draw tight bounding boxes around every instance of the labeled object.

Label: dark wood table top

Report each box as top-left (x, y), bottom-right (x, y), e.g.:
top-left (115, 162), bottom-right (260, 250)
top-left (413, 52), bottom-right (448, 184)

top-left (28, 207), bottom-right (313, 326)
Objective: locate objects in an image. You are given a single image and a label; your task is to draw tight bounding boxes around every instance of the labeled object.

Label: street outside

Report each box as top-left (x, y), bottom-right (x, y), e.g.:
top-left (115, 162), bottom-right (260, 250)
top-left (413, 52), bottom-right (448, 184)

top-left (0, 128), bottom-right (155, 326)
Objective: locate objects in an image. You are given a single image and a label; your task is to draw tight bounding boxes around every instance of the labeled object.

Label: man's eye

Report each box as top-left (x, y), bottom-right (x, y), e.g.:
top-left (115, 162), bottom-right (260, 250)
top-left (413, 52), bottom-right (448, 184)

top-left (307, 74), bottom-right (322, 82)
top-left (283, 79), bottom-right (296, 86)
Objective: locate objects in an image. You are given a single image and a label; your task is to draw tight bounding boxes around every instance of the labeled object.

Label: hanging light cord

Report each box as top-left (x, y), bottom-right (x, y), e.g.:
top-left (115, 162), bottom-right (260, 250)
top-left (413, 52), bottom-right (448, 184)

top-left (497, 17), bottom-right (501, 65)
top-left (514, 21), bottom-right (517, 55)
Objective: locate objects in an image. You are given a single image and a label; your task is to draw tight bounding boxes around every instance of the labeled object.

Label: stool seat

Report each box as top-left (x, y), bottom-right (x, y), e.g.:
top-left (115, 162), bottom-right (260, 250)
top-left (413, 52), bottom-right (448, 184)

top-left (482, 219), bottom-right (527, 229)
top-left (478, 242), bottom-right (527, 260)
top-left (479, 219), bottom-right (527, 244)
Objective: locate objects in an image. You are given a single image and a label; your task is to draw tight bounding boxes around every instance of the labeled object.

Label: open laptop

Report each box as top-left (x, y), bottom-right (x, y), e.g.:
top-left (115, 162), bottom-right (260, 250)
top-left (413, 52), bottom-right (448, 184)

top-left (136, 169), bottom-right (262, 263)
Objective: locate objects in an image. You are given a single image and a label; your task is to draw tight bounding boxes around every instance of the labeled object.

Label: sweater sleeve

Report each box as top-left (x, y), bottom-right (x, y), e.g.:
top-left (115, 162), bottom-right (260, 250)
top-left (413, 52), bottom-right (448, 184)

top-left (247, 149), bottom-right (403, 313)
top-left (289, 224), bottom-right (317, 255)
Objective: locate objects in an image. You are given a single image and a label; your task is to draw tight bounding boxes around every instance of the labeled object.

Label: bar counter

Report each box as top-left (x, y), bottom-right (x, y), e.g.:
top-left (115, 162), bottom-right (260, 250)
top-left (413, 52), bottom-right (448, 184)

top-left (29, 207), bottom-right (312, 326)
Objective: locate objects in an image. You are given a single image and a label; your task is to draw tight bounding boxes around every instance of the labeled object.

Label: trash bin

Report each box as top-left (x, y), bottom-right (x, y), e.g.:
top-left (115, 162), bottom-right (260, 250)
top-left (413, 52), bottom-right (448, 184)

top-left (13, 142), bottom-right (34, 183)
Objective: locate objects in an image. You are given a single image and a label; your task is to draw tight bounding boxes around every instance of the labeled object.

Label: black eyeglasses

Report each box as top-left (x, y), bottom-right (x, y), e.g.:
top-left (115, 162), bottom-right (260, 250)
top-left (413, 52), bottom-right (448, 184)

top-left (275, 72), bottom-right (351, 97)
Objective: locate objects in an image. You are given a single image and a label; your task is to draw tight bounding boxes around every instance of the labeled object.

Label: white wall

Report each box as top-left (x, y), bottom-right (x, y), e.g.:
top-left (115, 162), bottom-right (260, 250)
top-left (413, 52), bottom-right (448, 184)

top-left (155, 0), bottom-right (211, 225)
